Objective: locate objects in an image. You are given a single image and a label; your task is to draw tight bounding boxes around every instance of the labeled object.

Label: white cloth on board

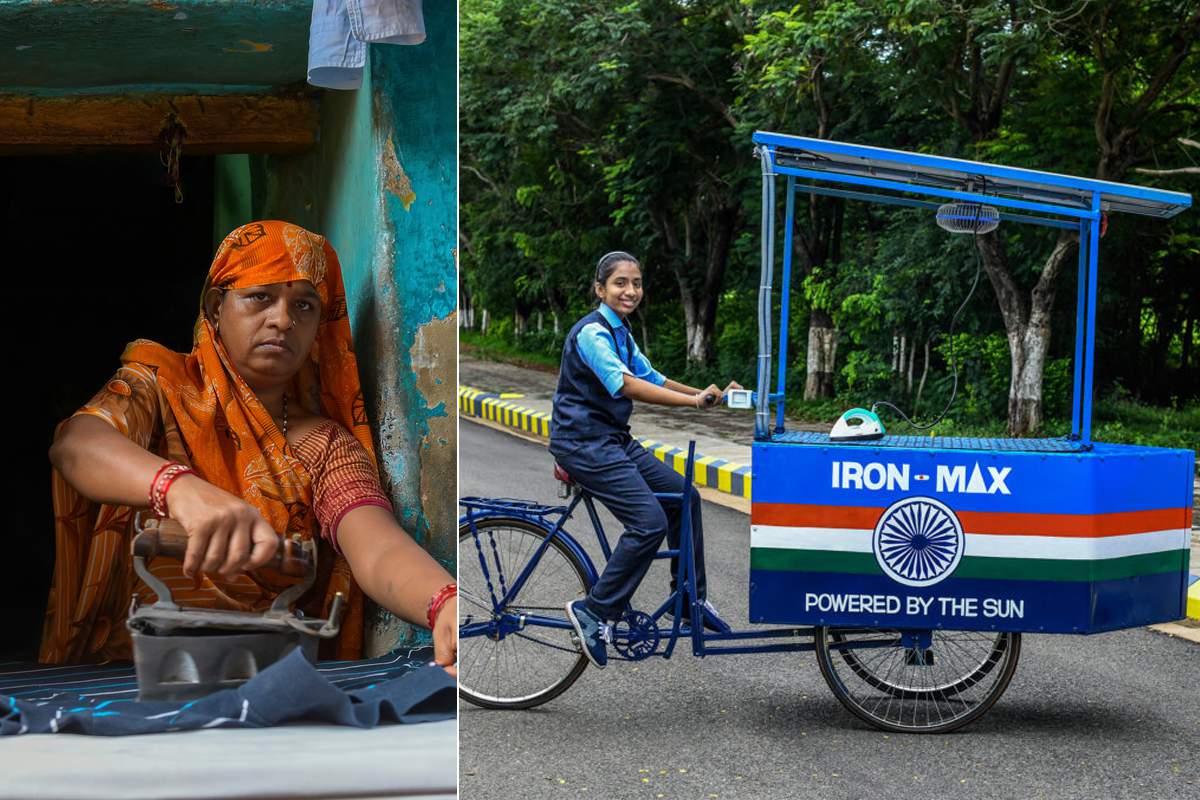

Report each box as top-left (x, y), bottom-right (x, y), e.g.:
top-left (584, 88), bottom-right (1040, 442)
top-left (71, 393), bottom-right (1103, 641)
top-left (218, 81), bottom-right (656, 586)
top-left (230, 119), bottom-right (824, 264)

top-left (308, 0), bottom-right (426, 90)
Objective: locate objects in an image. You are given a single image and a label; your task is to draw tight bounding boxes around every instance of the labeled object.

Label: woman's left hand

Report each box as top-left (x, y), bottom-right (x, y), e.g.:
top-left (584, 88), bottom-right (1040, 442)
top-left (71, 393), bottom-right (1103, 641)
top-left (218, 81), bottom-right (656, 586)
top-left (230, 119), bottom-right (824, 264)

top-left (433, 595), bottom-right (458, 678)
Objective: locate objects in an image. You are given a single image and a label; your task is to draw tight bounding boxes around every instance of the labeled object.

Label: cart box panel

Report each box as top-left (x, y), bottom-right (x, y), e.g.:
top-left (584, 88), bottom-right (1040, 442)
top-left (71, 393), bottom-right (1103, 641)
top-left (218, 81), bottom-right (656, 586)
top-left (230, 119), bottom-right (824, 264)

top-left (749, 438), bottom-right (1194, 633)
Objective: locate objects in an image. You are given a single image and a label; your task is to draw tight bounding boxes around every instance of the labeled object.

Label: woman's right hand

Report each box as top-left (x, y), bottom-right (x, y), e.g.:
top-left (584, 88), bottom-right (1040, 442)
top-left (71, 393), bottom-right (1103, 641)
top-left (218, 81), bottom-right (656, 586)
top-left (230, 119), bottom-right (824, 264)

top-left (164, 475), bottom-right (280, 578)
top-left (695, 384), bottom-right (723, 409)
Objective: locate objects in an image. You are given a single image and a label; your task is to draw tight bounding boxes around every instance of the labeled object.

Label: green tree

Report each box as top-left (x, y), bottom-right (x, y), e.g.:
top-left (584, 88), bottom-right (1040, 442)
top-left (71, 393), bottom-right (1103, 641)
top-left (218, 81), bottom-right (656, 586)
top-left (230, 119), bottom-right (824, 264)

top-left (461, 0), bottom-right (755, 367)
top-left (880, 0), bottom-right (1198, 434)
top-left (738, 0), bottom-right (889, 397)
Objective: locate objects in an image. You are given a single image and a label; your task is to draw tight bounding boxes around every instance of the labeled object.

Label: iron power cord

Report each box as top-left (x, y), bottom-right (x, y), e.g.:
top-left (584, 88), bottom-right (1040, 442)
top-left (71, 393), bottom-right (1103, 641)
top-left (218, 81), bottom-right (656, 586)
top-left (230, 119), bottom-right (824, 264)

top-left (870, 232), bottom-right (983, 432)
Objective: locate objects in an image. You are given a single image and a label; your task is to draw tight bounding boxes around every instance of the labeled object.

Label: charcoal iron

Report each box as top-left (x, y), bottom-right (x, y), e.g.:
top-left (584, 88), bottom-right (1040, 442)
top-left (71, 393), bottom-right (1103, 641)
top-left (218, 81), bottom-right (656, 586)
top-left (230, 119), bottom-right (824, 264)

top-left (127, 513), bottom-right (343, 701)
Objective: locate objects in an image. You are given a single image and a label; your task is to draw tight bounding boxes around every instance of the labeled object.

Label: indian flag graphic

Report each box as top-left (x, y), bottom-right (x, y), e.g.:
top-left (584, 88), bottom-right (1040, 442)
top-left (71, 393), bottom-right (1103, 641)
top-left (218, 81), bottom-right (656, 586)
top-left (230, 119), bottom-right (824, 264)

top-left (748, 441), bottom-right (1193, 634)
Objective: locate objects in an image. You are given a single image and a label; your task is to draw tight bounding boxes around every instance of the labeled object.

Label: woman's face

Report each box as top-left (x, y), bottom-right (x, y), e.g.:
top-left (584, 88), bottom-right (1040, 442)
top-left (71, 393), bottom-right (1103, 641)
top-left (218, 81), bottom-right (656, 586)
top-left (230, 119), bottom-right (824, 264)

top-left (206, 280), bottom-right (323, 390)
top-left (595, 260), bottom-right (643, 318)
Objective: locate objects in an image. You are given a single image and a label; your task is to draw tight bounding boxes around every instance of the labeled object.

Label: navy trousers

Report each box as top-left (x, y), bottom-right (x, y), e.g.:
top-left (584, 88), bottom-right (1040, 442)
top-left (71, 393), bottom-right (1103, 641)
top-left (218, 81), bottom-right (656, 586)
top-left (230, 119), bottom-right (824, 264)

top-left (551, 434), bottom-right (708, 620)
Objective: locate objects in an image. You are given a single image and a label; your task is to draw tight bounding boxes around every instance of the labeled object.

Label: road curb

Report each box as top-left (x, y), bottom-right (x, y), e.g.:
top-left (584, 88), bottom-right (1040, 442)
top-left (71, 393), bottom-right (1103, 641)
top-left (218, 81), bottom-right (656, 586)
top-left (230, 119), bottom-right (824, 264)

top-left (1188, 574), bottom-right (1199, 621)
top-left (458, 385), bottom-right (753, 500)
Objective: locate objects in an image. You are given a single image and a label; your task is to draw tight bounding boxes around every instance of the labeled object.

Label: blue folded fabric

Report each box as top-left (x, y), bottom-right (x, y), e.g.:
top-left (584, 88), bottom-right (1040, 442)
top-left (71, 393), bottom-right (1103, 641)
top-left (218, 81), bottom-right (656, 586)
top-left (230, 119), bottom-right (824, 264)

top-left (0, 647), bottom-right (454, 736)
top-left (308, 0), bottom-right (426, 90)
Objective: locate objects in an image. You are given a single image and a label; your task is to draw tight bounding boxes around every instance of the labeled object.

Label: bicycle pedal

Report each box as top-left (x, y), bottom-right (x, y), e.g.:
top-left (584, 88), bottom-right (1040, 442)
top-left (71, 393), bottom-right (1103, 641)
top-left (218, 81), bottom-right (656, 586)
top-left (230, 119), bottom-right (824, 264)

top-left (569, 632), bottom-right (582, 651)
top-left (905, 648), bottom-right (935, 666)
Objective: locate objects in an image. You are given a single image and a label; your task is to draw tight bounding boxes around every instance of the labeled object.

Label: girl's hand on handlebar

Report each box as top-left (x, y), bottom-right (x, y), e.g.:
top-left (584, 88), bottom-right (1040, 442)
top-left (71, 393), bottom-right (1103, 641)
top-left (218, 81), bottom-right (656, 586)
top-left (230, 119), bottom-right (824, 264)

top-left (695, 384), bottom-right (723, 409)
top-left (164, 474), bottom-right (280, 578)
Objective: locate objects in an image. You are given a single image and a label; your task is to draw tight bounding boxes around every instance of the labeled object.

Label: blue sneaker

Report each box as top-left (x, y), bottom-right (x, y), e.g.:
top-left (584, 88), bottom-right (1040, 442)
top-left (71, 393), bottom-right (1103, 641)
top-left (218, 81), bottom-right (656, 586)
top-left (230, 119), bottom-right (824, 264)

top-left (565, 599), bottom-right (610, 669)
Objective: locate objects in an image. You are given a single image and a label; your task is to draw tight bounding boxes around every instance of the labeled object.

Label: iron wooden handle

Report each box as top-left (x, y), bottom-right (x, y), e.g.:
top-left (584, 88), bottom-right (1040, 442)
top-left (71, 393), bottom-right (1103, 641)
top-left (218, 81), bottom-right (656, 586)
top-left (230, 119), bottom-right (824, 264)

top-left (131, 517), bottom-right (312, 578)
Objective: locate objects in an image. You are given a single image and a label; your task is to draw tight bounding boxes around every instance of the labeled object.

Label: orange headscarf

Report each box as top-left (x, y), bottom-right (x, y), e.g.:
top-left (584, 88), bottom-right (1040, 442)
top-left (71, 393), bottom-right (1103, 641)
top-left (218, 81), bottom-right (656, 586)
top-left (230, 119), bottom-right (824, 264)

top-left (41, 221), bottom-right (377, 663)
top-left (126, 220), bottom-right (375, 537)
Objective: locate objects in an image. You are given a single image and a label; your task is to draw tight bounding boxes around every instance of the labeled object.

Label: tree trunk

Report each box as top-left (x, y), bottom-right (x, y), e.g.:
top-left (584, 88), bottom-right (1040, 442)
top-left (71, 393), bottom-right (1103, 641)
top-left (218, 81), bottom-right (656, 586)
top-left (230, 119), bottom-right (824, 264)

top-left (680, 289), bottom-right (716, 365)
top-left (795, 195), bottom-right (844, 399)
top-left (1182, 312), bottom-right (1192, 377)
top-left (804, 308), bottom-right (838, 399)
top-left (906, 339), bottom-right (915, 393)
top-left (481, 308), bottom-right (490, 335)
top-left (1008, 323), bottom-right (1052, 435)
top-left (977, 231), bottom-right (1074, 436)
top-left (915, 339), bottom-right (930, 411)
top-left (658, 204), bottom-right (738, 369)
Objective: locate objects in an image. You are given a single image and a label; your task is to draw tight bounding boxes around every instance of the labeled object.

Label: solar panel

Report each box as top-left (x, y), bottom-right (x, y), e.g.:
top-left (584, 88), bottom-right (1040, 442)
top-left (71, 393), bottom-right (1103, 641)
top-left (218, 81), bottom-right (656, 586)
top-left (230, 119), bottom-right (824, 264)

top-left (754, 132), bottom-right (1192, 219)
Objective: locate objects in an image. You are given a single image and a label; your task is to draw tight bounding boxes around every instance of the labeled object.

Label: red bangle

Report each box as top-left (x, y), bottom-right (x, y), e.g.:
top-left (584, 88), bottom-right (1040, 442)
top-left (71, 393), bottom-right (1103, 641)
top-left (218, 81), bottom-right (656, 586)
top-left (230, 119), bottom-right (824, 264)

top-left (149, 462), bottom-right (195, 518)
top-left (427, 583), bottom-right (457, 629)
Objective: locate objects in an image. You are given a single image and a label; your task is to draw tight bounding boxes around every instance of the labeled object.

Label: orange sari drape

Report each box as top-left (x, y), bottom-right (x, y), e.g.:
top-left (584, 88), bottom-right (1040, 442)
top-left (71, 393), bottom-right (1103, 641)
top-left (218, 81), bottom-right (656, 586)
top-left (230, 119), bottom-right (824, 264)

top-left (40, 221), bottom-right (379, 664)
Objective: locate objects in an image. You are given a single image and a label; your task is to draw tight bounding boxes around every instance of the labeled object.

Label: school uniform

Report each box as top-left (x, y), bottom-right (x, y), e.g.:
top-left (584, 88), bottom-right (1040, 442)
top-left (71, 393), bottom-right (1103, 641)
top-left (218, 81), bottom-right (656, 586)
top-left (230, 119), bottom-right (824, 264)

top-left (549, 303), bottom-right (708, 621)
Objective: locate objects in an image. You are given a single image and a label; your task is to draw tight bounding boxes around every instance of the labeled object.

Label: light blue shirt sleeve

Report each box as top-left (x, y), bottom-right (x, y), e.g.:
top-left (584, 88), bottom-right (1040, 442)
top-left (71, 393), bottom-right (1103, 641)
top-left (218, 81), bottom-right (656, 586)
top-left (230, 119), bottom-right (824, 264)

top-left (576, 321), bottom-right (666, 398)
top-left (627, 335), bottom-right (667, 387)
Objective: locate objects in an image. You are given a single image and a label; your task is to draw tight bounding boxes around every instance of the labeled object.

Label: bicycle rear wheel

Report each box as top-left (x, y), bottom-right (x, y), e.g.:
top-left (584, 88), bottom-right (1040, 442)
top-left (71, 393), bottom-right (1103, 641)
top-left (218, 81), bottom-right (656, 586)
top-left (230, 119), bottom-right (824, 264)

top-left (459, 517), bottom-right (590, 709)
top-left (815, 627), bottom-right (1020, 733)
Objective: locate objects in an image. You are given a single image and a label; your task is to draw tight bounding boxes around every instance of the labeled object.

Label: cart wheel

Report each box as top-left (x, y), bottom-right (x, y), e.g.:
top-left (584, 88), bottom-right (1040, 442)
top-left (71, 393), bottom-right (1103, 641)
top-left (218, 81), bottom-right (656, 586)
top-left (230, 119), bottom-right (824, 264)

top-left (458, 517), bottom-right (590, 710)
top-left (815, 627), bottom-right (1020, 733)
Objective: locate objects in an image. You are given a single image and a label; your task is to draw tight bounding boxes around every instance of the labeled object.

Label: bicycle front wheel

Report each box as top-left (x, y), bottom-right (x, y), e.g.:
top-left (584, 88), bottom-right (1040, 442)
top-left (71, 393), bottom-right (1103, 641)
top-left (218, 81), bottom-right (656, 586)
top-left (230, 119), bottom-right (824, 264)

top-left (458, 516), bottom-right (591, 709)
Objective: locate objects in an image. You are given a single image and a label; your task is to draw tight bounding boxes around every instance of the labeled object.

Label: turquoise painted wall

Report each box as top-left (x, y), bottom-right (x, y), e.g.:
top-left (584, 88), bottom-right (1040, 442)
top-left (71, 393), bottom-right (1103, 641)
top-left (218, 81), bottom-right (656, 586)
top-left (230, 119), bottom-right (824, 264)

top-left (212, 2), bottom-right (457, 653)
top-left (0, 0), bottom-right (311, 96)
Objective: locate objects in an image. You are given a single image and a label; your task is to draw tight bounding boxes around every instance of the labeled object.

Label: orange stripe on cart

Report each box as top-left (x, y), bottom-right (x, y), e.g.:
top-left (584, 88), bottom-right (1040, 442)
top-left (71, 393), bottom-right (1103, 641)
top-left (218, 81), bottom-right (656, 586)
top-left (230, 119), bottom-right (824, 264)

top-left (751, 503), bottom-right (1190, 537)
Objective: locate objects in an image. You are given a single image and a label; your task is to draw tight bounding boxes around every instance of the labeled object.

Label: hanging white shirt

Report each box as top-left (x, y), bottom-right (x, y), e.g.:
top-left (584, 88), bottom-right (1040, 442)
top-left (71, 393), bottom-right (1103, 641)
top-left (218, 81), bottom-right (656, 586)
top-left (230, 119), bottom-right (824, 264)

top-left (308, 0), bottom-right (426, 90)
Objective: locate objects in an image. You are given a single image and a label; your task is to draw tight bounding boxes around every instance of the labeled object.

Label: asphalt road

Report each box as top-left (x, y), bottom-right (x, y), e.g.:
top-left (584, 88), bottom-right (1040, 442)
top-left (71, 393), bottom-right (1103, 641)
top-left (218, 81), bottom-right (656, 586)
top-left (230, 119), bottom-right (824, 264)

top-left (458, 421), bottom-right (1200, 800)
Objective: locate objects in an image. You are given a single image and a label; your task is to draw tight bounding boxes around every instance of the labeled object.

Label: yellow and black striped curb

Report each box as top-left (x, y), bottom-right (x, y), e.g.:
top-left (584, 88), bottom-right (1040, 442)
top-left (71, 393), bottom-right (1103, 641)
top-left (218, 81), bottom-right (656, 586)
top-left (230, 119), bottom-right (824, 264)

top-left (458, 386), bottom-right (551, 437)
top-left (1188, 574), bottom-right (1199, 621)
top-left (459, 385), bottom-right (753, 499)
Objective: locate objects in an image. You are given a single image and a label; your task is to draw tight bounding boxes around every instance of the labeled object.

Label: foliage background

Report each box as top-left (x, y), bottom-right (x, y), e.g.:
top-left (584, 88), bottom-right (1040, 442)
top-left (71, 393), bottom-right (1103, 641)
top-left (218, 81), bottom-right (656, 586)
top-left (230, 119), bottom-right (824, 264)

top-left (460, 0), bottom-right (1199, 451)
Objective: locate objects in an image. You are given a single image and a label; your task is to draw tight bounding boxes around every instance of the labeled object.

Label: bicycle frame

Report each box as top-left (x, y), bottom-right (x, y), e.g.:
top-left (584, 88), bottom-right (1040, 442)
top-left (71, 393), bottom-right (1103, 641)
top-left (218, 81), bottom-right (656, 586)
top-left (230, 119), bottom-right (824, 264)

top-left (458, 442), bottom-right (914, 661)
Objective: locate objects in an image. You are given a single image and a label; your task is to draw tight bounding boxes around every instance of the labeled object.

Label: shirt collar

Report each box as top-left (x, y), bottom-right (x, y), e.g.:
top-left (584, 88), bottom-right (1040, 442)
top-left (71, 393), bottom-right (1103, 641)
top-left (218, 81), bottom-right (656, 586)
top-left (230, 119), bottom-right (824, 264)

top-left (598, 303), bottom-right (626, 330)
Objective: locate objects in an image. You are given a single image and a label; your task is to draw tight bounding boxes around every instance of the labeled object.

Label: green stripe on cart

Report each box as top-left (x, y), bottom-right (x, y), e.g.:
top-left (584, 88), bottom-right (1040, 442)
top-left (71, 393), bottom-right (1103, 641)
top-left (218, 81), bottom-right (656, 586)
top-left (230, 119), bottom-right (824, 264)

top-left (750, 547), bottom-right (1190, 582)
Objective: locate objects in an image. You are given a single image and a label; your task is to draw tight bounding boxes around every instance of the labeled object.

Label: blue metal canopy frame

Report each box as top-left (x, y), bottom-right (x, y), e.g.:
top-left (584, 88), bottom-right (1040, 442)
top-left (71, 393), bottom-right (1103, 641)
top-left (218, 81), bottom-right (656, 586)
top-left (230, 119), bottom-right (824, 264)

top-left (752, 131), bottom-right (1193, 446)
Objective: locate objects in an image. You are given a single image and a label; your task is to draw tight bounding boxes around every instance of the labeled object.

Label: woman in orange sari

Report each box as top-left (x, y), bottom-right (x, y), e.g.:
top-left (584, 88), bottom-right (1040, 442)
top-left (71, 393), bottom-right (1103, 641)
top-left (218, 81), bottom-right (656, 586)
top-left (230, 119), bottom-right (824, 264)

top-left (42, 220), bottom-right (457, 671)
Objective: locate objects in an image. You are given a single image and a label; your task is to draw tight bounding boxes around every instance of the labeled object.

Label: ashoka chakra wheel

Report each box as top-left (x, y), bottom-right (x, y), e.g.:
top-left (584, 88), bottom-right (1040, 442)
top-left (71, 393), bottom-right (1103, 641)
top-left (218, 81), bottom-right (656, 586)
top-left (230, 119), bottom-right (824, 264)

top-left (872, 496), bottom-right (964, 587)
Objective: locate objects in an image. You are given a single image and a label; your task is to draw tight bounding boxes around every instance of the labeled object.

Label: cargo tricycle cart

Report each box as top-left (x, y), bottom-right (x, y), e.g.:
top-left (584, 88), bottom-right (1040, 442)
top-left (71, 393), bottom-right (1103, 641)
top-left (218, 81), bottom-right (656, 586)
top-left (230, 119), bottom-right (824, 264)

top-left (458, 133), bottom-right (1194, 733)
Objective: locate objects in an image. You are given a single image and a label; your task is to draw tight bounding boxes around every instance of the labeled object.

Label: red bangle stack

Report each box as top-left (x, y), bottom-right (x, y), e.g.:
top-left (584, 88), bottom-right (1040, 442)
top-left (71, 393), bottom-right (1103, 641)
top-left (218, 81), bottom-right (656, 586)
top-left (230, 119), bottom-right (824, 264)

top-left (149, 462), bottom-right (196, 518)
top-left (427, 582), bottom-right (457, 629)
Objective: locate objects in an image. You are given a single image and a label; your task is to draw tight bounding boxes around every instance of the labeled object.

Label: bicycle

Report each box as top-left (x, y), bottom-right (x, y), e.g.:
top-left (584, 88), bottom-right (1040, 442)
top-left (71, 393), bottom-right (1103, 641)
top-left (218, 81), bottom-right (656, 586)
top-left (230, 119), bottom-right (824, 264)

top-left (458, 442), bottom-right (1020, 734)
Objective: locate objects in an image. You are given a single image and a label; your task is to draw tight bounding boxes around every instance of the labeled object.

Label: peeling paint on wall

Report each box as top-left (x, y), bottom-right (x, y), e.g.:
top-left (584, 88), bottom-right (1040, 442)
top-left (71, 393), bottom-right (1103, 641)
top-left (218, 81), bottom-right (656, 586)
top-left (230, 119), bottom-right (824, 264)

top-left (224, 40), bottom-right (273, 54)
top-left (412, 311), bottom-right (456, 563)
top-left (381, 135), bottom-right (416, 211)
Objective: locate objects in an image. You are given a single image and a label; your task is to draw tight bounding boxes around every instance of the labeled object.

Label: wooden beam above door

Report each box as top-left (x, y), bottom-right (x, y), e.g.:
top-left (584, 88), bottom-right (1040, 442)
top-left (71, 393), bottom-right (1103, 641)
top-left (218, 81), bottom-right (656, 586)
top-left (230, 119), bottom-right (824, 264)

top-left (0, 93), bottom-right (319, 155)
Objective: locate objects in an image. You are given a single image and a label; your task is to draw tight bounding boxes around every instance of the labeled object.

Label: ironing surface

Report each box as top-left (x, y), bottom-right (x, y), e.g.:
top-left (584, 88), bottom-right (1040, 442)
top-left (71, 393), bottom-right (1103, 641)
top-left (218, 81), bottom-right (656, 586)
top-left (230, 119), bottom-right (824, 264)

top-left (0, 721), bottom-right (457, 800)
top-left (0, 646), bottom-right (454, 736)
top-left (772, 430), bottom-right (1088, 452)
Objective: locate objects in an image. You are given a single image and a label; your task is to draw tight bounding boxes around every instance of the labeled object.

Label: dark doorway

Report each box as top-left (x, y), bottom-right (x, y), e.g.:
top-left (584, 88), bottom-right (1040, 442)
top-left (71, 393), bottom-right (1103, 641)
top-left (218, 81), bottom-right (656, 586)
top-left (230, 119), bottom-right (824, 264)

top-left (4, 154), bottom-right (215, 660)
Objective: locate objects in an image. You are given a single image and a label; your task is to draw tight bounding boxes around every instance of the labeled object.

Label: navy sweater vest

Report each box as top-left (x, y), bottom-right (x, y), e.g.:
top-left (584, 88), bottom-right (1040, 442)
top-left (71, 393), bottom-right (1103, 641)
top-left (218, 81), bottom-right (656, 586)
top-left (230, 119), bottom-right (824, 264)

top-left (550, 309), bottom-right (634, 444)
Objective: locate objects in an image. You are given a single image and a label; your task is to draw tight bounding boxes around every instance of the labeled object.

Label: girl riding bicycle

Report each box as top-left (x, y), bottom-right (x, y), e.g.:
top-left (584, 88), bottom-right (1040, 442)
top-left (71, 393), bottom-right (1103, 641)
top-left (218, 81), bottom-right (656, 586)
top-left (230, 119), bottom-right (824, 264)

top-left (552, 251), bottom-right (741, 668)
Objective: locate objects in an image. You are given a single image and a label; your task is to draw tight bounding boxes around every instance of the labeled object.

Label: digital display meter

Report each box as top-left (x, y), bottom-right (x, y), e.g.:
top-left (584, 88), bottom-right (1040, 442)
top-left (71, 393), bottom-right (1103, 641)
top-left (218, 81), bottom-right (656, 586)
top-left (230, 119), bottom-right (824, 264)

top-left (726, 388), bottom-right (753, 409)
